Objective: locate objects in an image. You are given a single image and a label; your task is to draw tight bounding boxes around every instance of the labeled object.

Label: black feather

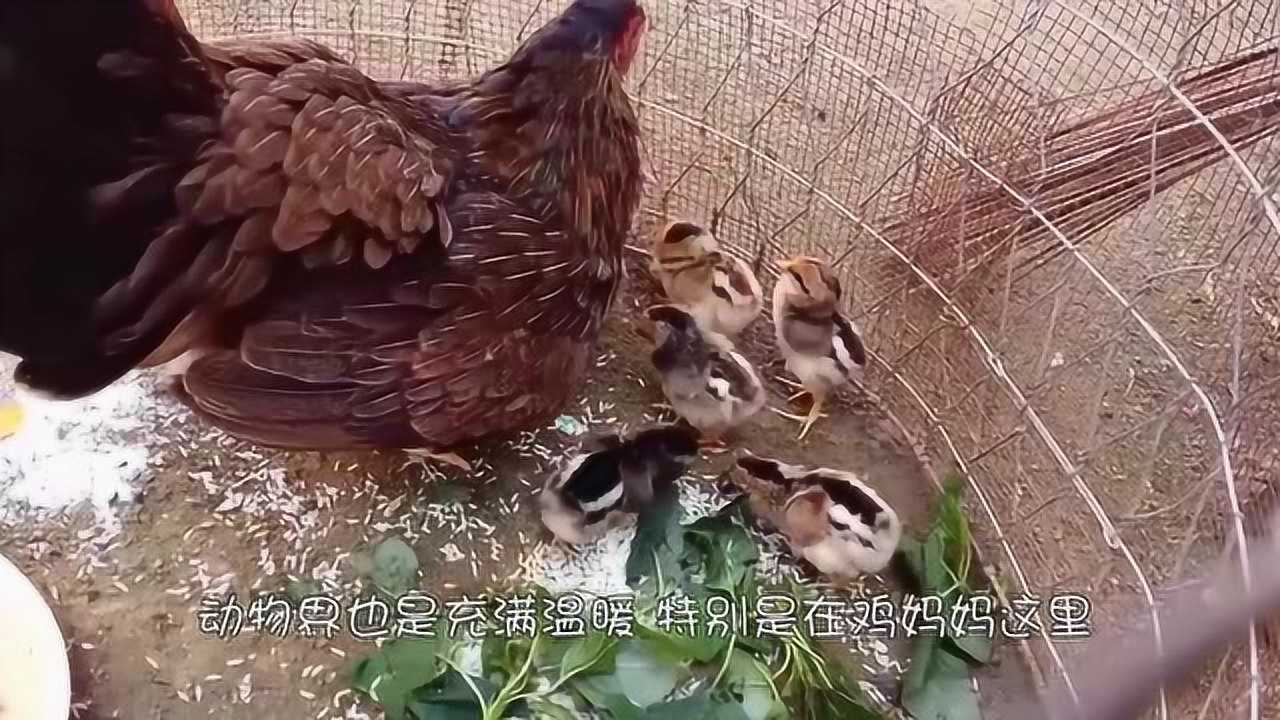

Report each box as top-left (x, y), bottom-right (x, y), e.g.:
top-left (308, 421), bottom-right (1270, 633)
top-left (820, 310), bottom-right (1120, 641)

top-left (562, 451), bottom-right (627, 510)
top-left (663, 221), bottom-right (705, 245)
top-left (737, 456), bottom-right (790, 487)
top-left (832, 313), bottom-right (867, 367)
top-left (649, 306), bottom-right (709, 374)
top-left (561, 424), bottom-right (698, 512)
top-left (806, 473), bottom-right (882, 528)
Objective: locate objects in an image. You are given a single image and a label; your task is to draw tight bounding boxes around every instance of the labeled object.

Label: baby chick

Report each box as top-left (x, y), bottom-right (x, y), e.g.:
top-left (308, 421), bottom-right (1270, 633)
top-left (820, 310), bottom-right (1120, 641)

top-left (771, 256), bottom-right (867, 440)
top-left (539, 425), bottom-right (700, 545)
top-left (729, 452), bottom-right (901, 580)
top-left (649, 220), bottom-right (763, 338)
top-left (647, 304), bottom-right (765, 446)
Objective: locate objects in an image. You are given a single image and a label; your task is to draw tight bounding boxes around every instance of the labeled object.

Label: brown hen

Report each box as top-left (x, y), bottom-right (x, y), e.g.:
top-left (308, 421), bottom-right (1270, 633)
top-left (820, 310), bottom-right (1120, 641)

top-left (0, 0), bottom-right (646, 455)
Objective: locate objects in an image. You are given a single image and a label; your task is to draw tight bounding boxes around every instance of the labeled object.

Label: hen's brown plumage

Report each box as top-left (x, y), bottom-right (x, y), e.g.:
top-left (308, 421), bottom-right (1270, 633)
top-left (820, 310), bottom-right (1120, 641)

top-left (0, 0), bottom-right (646, 450)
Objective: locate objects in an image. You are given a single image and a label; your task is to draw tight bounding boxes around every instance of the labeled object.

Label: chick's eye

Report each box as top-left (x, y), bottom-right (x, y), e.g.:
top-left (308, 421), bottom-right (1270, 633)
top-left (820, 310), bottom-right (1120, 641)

top-left (789, 269), bottom-right (810, 295)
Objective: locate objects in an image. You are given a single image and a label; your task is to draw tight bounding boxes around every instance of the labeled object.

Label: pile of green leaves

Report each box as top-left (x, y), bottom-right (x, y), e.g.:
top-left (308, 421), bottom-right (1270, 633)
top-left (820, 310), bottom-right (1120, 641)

top-left (350, 493), bottom-right (882, 719)
top-left (896, 476), bottom-right (993, 720)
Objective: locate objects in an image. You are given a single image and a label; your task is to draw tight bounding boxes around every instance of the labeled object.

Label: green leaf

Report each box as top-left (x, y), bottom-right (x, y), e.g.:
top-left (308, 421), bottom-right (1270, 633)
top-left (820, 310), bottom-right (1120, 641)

top-left (353, 638), bottom-right (444, 720)
top-left (480, 636), bottom-right (506, 680)
top-left (644, 690), bottom-right (752, 720)
top-left (931, 479), bottom-right (974, 587)
top-left (683, 507), bottom-right (759, 595)
top-left (796, 686), bottom-right (882, 720)
top-left (901, 636), bottom-right (982, 720)
top-left (945, 633), bottom-right (993, 666)
top-left (893, 476), bottom-right (987, 720)
top-left (526, 696), bottom-right (580, 720)
top-left (920, 532), bottom-right (951, 594)
top-left (406, 670), bottom-right (498, 720)
top-left (626, 490), bottom-right (686, 592)
top-left (614, 640), bottom-right (680, 708)
top-left (559, 632), bottom-right (619, 680)
top-left (635, 622), bottom-right (727, 664)
top-left (371, 537), bottom-right (420, 596)
top-left (532, 638), bottom-right (573, 676)
top-left (481, 636), bottom-right (535, 683)
top-left (573, 675), bottom-right (646, 720)
top-left (724, 650), bottom-right (781, 720)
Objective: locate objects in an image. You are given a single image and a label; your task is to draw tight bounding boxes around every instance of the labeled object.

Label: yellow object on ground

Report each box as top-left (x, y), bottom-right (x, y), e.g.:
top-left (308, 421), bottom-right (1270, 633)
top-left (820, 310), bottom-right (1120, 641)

top-left (0, 399), bottom-right (24, 439)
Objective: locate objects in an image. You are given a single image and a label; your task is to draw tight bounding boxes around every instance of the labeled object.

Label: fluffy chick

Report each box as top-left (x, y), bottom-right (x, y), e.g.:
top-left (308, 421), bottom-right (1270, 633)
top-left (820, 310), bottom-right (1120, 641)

top-left (539, 425), bottom-right (700, 545)
top-left (729, 452), bottom-right (901, 580)
top-left (771, 256), bottom-right (867, 440)
top-left (649, 220), bottom-right (762, 338)
top-left (648, 304), bottom-right (765, 446)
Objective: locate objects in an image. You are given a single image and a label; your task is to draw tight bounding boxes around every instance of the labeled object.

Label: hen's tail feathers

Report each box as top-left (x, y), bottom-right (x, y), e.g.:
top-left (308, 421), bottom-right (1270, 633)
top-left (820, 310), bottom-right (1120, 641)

top-left (178, 351), bottom-right (391, 449)
top-left (0, 0), bottom-right (222, 398)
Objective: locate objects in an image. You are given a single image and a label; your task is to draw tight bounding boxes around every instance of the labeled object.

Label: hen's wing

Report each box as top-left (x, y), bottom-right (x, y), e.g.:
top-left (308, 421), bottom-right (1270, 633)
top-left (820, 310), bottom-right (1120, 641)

top-left (101, 41), bottom-right (457, 354)
top-left (180, 193), bottom-right (609, 449)
top-left (2, 0), bottom-right (457, 397)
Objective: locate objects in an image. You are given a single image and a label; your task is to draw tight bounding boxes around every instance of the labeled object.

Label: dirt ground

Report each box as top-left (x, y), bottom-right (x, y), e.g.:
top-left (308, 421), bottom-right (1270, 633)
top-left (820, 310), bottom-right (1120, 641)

top-left (0, 252), bottom-right (1035, 719)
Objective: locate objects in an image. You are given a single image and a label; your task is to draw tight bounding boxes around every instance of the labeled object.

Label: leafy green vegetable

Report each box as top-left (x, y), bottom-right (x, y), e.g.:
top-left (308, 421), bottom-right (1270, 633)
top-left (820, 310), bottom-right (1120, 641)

top-left (627, 494), bottom-right (763, 604)
top-left (481, 636), bottom-right (534, 683)
top-left (572, 674), bottom-right (645, 720)
top-left (897, 474), bottom-right (990, 720)
top-left (559, 632), bottom-right (619, 681)
top-left (643, 690), bottom-right (752, 719)
top-left (723, 649), bottom-right (785, 720)
top-left (354, 485), bottom-right (890, 720)
top-left (406, 670), bottom-right (499, 720)
top-left (525, 696), bottom-right (579, 720)
top-left (615, 640), bottom-right (681, 708)
top-left (635, 621), bottom-right (727, 664)
top-left (370, 537), bottom-right (420, 596)
top-left (772, 619), bottom-right (877, 720)
top-left (947, 632), bottom-right (993, 666)
top-left (352, 638), bottom-right (446, 720)
top-left (626, 490), bottom-right (686, 594)
top-left (681, 501), bottom-right (759, 595)
top-left (900, 645), bottom-right (980, 720)
top-left (794, 686), bottom-right (883, 720)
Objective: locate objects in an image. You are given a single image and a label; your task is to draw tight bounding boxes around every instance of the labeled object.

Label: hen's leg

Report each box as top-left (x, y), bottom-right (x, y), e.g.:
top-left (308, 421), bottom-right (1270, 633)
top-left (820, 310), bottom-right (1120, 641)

top-left (405, 448), bottom-right (473, 473)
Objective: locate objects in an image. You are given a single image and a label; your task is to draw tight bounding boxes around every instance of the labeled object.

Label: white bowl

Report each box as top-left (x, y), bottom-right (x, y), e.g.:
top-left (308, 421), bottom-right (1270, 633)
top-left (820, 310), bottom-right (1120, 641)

top-left (0, 552), bottom-right (71, 720)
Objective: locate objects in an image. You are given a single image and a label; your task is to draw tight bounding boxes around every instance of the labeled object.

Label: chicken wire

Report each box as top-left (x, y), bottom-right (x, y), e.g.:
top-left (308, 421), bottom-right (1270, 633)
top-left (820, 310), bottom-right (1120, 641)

top-left (175, 0), bottom-right (1280, 717)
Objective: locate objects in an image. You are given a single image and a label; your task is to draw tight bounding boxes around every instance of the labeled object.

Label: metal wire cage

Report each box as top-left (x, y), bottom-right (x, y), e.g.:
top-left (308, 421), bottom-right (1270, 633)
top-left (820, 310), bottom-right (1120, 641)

top-left (177, 0), bottom-right (1280, 717)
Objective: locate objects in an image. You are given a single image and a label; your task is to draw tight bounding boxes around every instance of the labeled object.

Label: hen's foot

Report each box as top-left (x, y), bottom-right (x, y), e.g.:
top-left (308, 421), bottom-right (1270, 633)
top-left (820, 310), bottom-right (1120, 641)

top-left (405, 449), bottom-right (473, 473)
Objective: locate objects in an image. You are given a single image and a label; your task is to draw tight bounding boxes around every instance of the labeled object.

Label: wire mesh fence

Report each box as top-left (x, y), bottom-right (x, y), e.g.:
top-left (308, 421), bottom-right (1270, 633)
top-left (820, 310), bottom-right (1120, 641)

top-left (176, 0), bottom-right (1280, 717)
